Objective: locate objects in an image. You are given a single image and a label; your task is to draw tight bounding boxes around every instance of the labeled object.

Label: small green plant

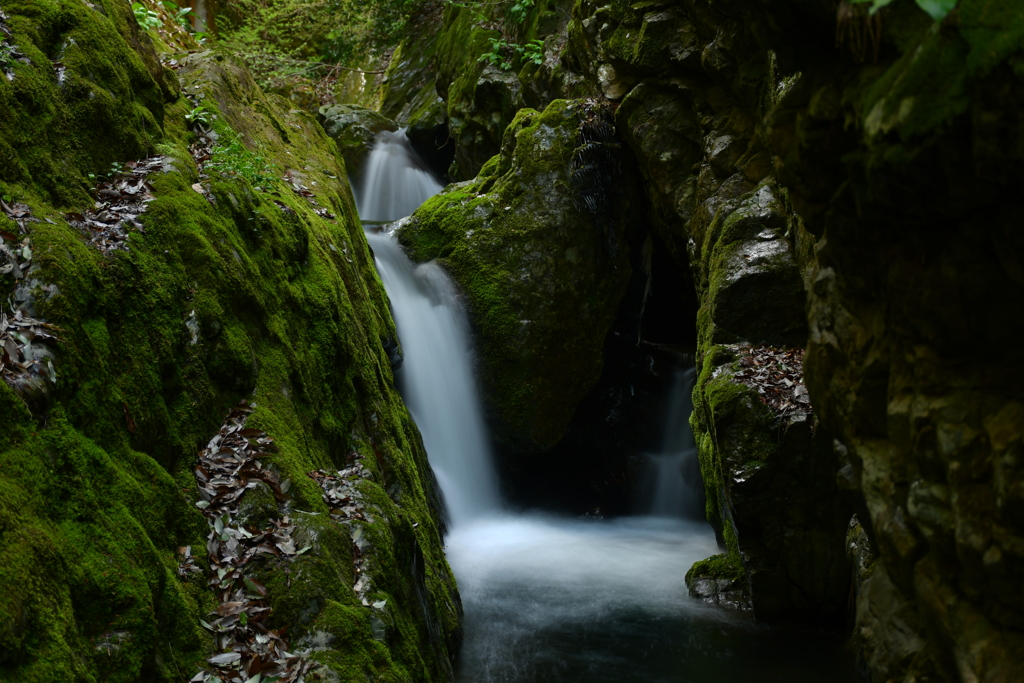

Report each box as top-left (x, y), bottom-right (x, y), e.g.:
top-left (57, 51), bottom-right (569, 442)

top-left (206, 133), bottom-right (278, 192)
top-left (86, 161), bottom-right (127, 183)
top-left (521, 38), bottom-right (544, 66)
top-left (508, 0), bottom-right (534, 24)
top-left (185, 103), bottom-right (213, 128)
top-left (0, 43), bottom-right (15, 70)
top-left (851, 0), bottom-right (957, 21)
top-left (479, 38), bottom-right (514, 70)
top-left (162, 1), bottom-right (194, 30)
top-left (132, 2), bottom-right (162, 31)
top-left (478, 37), bottom-right (545, 71)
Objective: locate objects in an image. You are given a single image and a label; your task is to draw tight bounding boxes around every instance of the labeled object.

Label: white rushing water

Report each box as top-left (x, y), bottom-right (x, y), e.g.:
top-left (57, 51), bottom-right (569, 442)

top-left (365, 230), bottom-right (502, 525)
top-left (358, 129), bottom-right (443, 223)
top-left (637, 368), bottom-right (705, 519)
top-left (358, 130), bottom-right (855, 683)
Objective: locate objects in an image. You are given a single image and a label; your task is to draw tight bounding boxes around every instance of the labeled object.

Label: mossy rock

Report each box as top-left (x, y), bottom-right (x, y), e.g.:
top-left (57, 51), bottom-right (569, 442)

top-left (398, 98), bottom-right (635, 452)
top-left (685, 552), bottom-right (751, 611)
top-left (698, 183), bottom-right (807, 348)
top-left (690, 342), bottom-right (850, 620)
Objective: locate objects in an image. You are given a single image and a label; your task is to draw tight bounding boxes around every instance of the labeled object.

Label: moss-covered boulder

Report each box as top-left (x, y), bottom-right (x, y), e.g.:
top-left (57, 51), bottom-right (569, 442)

top-left (684, 552), bottom-right (750, 611)
top-left (397, 98), bottom-right (635, 452)
top-left (0, 2), bottom-right (460, 680)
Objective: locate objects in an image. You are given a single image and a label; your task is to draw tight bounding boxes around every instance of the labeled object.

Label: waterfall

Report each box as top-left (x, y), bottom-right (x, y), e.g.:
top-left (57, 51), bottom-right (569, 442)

top-left (637, 367), bottom-right (704, 518)
top-left (355, 128), bottom-right (854, 683)
top-left (366, 232), bottom-right (502, 525)
top-left (357, 129), bottom-right (443, 223)
top-left (360, 130), bottom-right (500, 526)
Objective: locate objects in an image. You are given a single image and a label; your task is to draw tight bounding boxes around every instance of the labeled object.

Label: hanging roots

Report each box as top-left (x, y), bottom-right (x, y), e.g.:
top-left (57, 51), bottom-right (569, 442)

top-left (570, 102), bottom-right (621, 259)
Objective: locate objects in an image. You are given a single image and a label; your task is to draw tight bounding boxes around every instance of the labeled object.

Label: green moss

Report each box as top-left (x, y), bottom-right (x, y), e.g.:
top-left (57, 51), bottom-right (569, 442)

top-left (685, 552), bottom-right (746, 586)
top-left (0, 7), bottom-right (460, 679)
top-left (0, 410), bottom-right (211, 682)
top-left (849, 0), bottom-right (1024, 160)
top-left (599, 0), bottom-right (682, 71)
top-left (0, 0), bottom-right (167, 207)
top-left (307, 601), bottom-right (405, 682)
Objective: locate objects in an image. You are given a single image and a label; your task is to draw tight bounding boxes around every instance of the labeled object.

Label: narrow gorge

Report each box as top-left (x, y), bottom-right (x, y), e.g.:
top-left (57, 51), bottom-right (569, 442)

top-left (1, 1), bottom-right (1022, 682)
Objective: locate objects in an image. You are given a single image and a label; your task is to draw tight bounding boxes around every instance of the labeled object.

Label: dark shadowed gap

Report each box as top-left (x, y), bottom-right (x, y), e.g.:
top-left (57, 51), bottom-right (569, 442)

top-left (501, 229), bottom-right (701, 516)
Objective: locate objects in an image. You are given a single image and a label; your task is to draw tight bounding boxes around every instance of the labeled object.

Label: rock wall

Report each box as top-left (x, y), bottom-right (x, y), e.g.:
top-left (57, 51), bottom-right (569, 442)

top-left (0, 2), bottom-right (460, 681)
top-left (768, 1), bottom-right (1024, 678)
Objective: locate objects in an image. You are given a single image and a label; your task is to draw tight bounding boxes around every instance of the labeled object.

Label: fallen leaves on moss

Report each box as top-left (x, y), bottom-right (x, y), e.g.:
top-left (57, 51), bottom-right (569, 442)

top-left (65, 156), bottom-right (170, 253)
top-left (191, 400), bottom-right (317, 683)
top-left (308, 460), bottom-right (381, 608)
top-left (732, 345), bottom-right (811, 417)
top-left (285, 170), bottom-right (335, 220)
top-left (0, 307), bottom-right (59, 396)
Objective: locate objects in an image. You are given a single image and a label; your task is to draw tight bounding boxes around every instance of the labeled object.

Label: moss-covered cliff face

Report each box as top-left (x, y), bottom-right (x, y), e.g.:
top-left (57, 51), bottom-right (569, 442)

top-left (397, 98), bottom-right (634, 452)
top-left (0, 2), bottom-right (460, 681)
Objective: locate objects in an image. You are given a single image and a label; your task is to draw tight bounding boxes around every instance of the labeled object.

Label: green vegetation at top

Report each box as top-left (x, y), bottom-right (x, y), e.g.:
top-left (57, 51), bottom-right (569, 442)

top-left (478, 37), bottom-right (544, 71)
top-left (852, 0), bottom-right (958, 21)
top-left (209, 0), bottom-right (443, 95)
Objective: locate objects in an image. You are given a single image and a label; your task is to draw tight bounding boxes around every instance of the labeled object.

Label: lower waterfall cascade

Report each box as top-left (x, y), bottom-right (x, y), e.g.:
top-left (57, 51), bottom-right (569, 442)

top-left (359, 131), bottom-right (859, 682)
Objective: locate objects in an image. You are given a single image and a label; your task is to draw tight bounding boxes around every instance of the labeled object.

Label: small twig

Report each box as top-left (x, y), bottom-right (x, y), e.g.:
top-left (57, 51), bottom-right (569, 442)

top-left (331, 64), bottom-right (386, 74)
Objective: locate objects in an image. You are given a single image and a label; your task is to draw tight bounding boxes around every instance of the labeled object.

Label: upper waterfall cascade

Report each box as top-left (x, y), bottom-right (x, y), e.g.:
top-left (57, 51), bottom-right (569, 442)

top-left (357, 129), bottom-right (443, 223)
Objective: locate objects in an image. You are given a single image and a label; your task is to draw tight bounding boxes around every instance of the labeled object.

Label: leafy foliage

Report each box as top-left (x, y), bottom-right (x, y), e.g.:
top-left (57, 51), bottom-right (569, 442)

top-left (521, 38), bottom-right (544, 65)
top-left (0, 42), bottom-right (15, 69)
top-left (185, 104), bottom-right (213, 129)
top-left (213, 0), bottom-right (438, 91)
top-left (161, 1), bottom-right (194, 30)
top-left (478, 37), bottom-right (544, 71)
top-left (507, 0), bottom-right (534, 24)
top-left (851, 0), bottom-right (958, 21)
top-left (206, 132), bottom-right (278, 192)
top-left (132, 2), bottom-right (162, 31)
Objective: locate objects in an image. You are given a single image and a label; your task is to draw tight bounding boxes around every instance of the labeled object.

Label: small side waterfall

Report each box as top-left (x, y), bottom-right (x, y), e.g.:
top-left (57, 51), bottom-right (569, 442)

top-left (637, 368), bottom-right (704, 518)
top-left (357, 129), bottom-right (443, 223)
